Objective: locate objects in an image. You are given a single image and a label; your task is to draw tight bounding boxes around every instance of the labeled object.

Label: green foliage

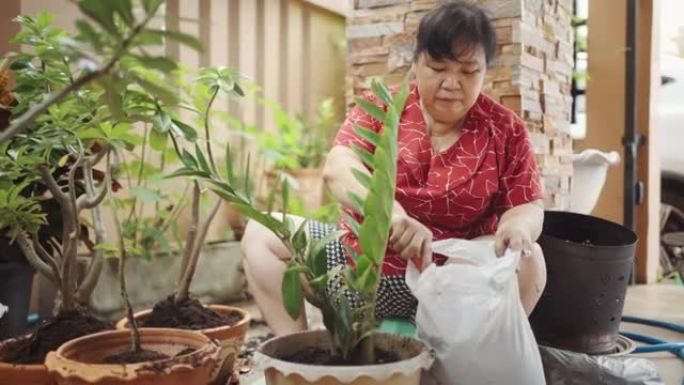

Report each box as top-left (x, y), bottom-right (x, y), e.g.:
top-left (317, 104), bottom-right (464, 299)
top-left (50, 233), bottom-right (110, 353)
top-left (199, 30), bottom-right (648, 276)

top-left (0, 183), bottom-right (45, 239)
top-left (0, 1), bottom-right (210, 313)
top-left (258, 98), bottom-right (338, 170)
top-left (168, 80), bottom-right (409, 363)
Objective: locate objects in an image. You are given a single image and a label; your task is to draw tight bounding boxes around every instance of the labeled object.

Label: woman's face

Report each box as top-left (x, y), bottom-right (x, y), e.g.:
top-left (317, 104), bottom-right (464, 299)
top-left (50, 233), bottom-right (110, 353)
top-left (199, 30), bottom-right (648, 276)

top-left (415, 45), bottom-right (487, 126)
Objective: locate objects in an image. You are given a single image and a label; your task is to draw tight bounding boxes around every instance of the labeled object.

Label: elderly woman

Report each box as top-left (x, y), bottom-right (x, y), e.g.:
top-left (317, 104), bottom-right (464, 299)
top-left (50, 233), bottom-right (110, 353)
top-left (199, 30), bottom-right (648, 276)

top-left (242, 1), bottom-right (546, 335)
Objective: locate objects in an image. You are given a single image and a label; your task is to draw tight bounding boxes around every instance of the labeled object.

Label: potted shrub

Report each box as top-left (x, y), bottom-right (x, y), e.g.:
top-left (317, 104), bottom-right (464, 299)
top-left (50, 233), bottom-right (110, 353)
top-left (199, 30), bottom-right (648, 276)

top-left (46, 162), bottom-right (220, 385)
top-left (115, 66), bottom-right (252, 385)
top-left (0, 1), bottom-right (216, 383)
top-left (260, 98), bottom-right (339, 213)
top-left (174, 81), bottom-right (434, 384)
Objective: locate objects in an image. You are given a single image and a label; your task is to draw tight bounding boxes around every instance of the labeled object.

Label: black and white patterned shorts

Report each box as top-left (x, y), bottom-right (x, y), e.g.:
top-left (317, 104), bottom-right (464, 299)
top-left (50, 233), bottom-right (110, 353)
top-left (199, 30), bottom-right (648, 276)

top-left (308, 221), bottom-right (418, 321)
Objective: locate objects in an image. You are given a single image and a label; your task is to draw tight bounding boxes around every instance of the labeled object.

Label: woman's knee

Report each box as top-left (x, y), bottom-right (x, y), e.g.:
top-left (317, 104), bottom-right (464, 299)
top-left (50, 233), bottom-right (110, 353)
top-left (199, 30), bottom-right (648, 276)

top-left (241, 219), bottom-right (291, 262)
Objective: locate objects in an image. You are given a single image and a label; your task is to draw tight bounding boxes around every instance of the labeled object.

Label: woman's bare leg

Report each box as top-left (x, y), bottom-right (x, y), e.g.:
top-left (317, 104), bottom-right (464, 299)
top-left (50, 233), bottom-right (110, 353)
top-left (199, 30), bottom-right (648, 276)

top-left (241, 215), bottom-right (307, 335)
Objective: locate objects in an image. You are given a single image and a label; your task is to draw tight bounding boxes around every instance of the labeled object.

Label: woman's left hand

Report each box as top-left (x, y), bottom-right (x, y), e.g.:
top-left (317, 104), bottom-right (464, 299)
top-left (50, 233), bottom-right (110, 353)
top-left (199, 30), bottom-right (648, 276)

top-left (494, 224), bottom-right (533, 257)
top-left (494, 201), bottom-right (544, 257)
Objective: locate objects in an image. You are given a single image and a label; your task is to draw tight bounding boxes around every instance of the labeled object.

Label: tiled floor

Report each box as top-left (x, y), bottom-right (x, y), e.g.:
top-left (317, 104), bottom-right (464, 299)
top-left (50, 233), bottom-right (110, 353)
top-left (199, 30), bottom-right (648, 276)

top-left (235, 284), bottom-right (684, 385)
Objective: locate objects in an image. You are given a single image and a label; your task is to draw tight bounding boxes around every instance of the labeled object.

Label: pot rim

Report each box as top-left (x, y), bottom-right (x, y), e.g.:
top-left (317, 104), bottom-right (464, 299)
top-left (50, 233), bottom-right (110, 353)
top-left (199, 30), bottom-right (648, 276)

top-left (115, 304), bottom-right (251, 333)
top-left (253, 329), bottom-right (434, 383)
top-left (542, 210), bottom-right (638, 248)
top-left (0, 335), bottom-right (47, 369)
top-left (45, 327), bottom-right (220, 382)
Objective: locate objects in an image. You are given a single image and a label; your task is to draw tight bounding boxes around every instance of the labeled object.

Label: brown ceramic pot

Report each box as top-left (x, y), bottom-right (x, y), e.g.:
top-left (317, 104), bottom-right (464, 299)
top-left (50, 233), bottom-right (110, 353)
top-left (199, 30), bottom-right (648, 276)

top-left (0, 336), bottom-right (53, 385)
top-left (45, 328), bottom-right (220, 385)
top-left (116, 305), bottom-right (250, 385)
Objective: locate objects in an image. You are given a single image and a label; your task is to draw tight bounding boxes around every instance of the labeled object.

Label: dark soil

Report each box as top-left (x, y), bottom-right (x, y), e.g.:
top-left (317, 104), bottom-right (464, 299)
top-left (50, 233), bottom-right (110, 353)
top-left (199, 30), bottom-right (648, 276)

top-left (2, 310), bottom-right (112, 364)
top-left (238, 333), bottom-right (275, 359)
top-left (102, 349), bottom-right (169, 364)
top-left (284, 346), bottom-right (400, 366)
top-left (142, 295), bottom-right (241, 330)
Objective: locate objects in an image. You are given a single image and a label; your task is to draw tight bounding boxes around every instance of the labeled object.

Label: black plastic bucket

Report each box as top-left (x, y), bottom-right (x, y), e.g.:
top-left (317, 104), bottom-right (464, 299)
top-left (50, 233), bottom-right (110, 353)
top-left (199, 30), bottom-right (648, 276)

top-left (529, 211), bottom-right (637, 354)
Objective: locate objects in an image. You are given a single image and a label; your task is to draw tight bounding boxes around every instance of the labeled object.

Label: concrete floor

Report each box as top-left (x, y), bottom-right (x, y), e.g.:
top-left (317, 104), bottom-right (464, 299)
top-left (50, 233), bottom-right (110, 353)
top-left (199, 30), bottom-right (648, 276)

top-left (235, 284), bottom-right (684, 385)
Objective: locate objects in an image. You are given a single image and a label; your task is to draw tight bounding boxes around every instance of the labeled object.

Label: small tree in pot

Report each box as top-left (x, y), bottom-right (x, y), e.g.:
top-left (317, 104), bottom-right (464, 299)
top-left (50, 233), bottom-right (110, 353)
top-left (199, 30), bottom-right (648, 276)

top-left (113, 66), bottom-right (253, 385)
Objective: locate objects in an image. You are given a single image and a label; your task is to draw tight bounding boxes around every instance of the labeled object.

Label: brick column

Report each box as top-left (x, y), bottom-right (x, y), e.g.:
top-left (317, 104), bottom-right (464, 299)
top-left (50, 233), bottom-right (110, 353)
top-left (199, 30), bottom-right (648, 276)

top-left (347, 0), bottom-right (574, 210)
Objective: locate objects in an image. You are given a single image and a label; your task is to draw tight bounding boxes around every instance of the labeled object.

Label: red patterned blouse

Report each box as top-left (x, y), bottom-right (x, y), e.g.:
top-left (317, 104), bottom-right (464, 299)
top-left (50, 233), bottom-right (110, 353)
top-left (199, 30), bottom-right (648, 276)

top-left (333, 83), bottom-right (544, 276)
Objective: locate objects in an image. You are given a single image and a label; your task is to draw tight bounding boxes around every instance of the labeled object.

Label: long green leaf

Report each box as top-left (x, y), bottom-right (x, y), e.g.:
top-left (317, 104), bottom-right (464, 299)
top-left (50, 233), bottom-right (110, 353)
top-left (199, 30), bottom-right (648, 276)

top-left (143, 29), bottom-right (203, 51)
top-left (194, 144), bottom-right (210, 173)
top-left (180, 149), bottom-right (197, 169)
top-left (355, 98), bottom-right (385, 122)
top-left (134, 75), bottom-right (178, 104)
top-left (350, 168), bottom-right (371, 189)
top-left (78, 0), bottom-right (118, 35)
top-left (171, 119), bottom-right (198, 142)
top-left (348, 192), bottom-right (365, 216)
top-left (282, 262), bottom-right (303, 320)
top-left (141, 0), bottom-right (164, 14)
top-left (371, 80), bottom-right (393, 106)
top-left (351, 145), bottom-right (374, 169)
top-left (133, 55), bottom-right (178, 72)
top-left (353, 124), bottom-right (380, 147)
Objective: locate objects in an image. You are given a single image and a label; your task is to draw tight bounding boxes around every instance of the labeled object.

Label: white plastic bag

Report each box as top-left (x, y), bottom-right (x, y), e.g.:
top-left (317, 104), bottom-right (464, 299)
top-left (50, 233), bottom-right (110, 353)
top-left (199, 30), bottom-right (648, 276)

top-left (406, 238), bottom-right (545, 385)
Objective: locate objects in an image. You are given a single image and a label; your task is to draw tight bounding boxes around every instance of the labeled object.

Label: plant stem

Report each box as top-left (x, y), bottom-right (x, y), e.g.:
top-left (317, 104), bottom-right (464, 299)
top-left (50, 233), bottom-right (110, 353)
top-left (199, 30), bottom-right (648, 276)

top-left (109, 189), bottom-right (141, 353)
top-left (76, 152), bottom-right (110, 304)
top-left (204, 87), bottom-right (219, 173)
top-left (360, 306), bottom-right (376, 364)
top-left (175, 194), bottom-right (222, 302)
top-left (177, 181), bottom-right (200, 290)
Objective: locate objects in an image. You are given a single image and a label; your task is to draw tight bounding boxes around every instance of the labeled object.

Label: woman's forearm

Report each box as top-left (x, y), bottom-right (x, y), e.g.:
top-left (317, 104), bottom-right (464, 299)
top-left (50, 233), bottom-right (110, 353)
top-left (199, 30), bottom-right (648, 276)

top-left (498, 200), bottom-right (544, 241)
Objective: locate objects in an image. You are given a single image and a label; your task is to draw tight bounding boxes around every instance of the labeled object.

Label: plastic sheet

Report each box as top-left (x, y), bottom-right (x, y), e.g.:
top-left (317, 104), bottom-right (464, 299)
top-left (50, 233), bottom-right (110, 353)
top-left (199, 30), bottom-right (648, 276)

top-left (540, 345), bottom-right (664, 385)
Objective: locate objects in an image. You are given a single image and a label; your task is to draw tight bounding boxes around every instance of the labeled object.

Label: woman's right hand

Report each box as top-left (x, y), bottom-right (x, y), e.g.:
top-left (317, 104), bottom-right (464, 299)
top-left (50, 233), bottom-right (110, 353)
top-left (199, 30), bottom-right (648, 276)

top-left (389, 203), bottom-right (433, 271)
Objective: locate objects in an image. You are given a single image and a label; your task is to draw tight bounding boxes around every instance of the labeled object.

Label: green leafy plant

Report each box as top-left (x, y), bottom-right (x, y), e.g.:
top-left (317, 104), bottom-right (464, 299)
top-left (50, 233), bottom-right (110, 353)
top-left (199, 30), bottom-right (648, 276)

top-left (259, 97), bottom-right (338, 170)
top-left (168, 80), bottom-right (409, 364)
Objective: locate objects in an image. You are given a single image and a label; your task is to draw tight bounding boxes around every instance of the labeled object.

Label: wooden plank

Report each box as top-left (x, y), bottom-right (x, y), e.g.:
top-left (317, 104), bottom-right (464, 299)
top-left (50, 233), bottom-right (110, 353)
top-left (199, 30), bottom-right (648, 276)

top-left (635, 0), bottom-right (661, 283)
top-left (301, 3), bottom-right (312, 116)
top-left (165, 0), bottom-right (180, 60)
top-left (179, 0), bottom-right (199, 69)
top-left (581, 1), bottom-right (627, 224)
top-left (0, 0), bottom-right (20, 54)
top-left (255, 0), bottom-right (266, 130)
top-left (228, 0), bottom-right (241, 119)
top-left (239, 0), bottom-right (258, 128)
top-left (279, 0), bottom-right (290, 111)
top-left (287, 0), bottom-right (305, 116)
top-left (199, 0), bottom-right (212, 67)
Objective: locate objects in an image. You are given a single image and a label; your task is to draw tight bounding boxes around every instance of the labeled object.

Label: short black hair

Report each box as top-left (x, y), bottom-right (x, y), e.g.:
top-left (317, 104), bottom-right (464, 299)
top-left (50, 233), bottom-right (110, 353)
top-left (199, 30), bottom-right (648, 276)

top-left (415, 1), bottom-right (497, 64)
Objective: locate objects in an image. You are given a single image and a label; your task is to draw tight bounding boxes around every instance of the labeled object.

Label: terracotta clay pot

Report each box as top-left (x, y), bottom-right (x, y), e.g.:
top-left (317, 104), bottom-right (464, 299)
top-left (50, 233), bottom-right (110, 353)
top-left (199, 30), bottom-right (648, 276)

top-left (116, 305), bottom-right (250, 385)
top-left (45, 328), bottom-right (220, 385)
top-left (254, 330), bottom-right (434, 385)
top-left (0, 336), bottom-right (53, 385)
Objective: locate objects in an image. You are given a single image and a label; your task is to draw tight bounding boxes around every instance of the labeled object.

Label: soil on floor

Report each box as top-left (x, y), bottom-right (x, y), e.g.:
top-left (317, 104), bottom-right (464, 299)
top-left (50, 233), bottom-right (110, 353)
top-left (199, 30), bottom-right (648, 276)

top-left (142, 295), bottom-right (241, 330)
top-left (2, 310), bottom-right (112, 364)
top-left (284, 346), bottom-right (400, 366)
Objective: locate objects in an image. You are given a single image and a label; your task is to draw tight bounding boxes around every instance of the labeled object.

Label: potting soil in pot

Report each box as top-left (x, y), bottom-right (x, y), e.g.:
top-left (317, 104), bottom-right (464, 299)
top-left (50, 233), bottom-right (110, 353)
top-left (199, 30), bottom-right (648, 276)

top-left (142, 295), bottom-right (241, 330)
top-left (2, 310), bottom-right (111, 364)
top-left (101, 349), bottom-right (170, 364)
top-left (101, 346), bottom-right (198, 364)
top-left (284, 346), bottom-right (400, 366)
